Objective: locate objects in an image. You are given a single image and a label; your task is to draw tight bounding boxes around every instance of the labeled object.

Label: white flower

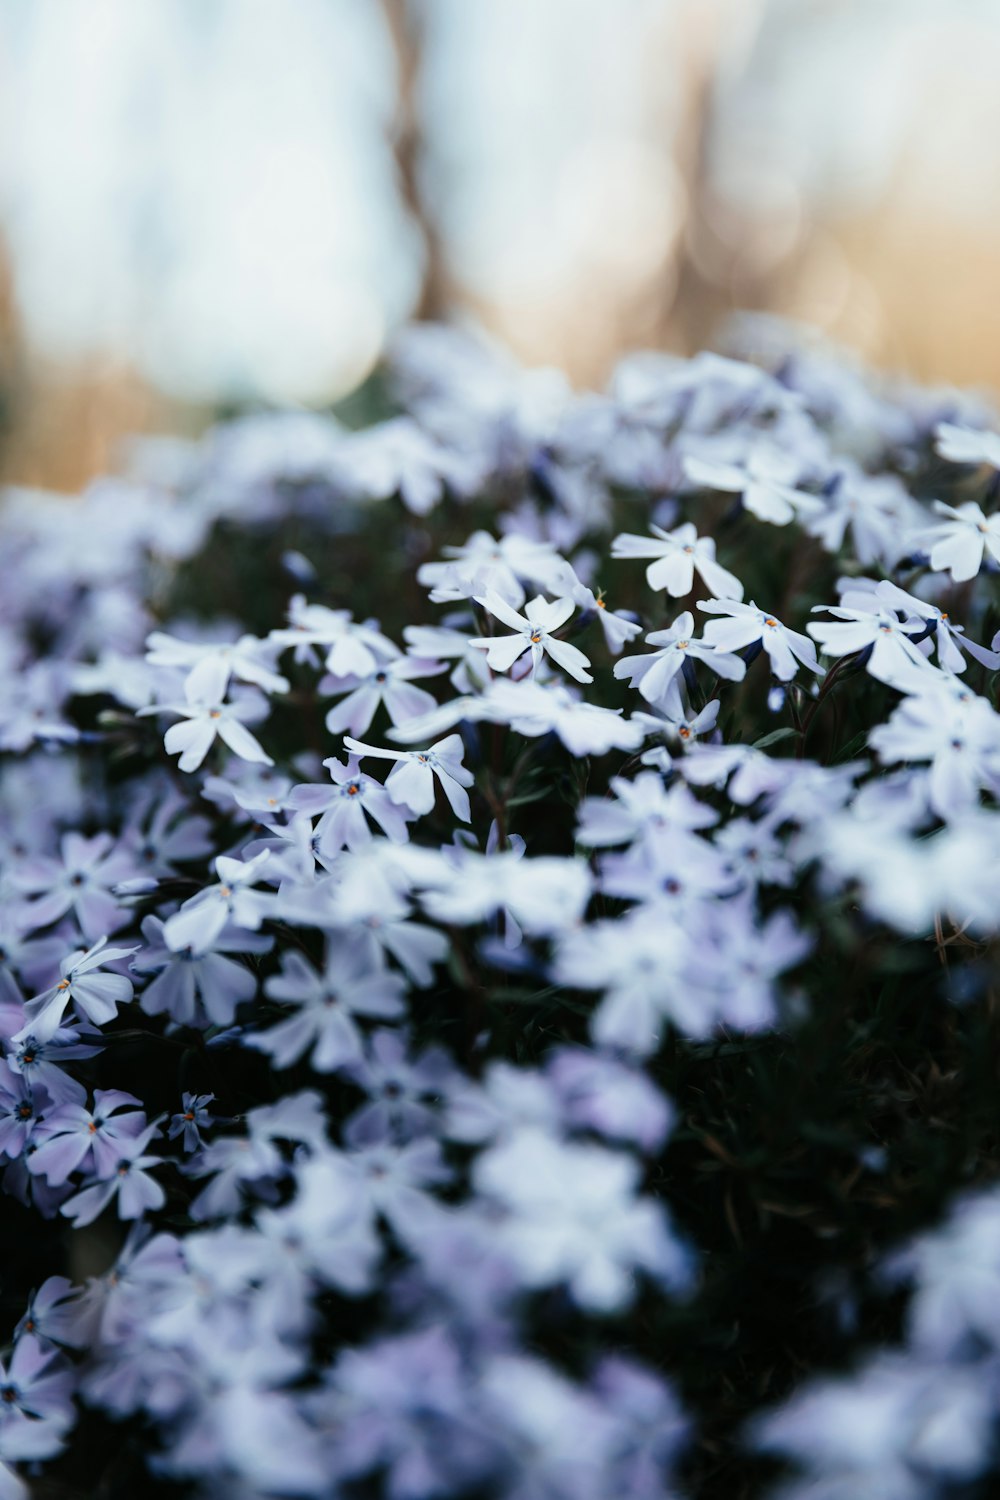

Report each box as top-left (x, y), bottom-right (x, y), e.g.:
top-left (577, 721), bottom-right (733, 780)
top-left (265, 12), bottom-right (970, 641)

top-left (614, 611), bottom-right (745, 708)
top-left (684, 443), bottom-right (823, 525)
top-left (868, 681), bottom-right (1000, 821)
top-left (163, 851), bottom-right (274, 952)
top-left (873, 580), bottom-right (1000, 673)
top-left (139, 683), bottom-right (273, 773)
top-left (145, 630), bottom-right (289, 702)
top-left (343, 733), bottom-right (474, 821)
top-left (416, 849), bottom-right (592, 939)
top-left (699, 599), bottom-right (823, 682)
top-left (469, 590), bottom-right (593, 683)
top-left (919, 500), bottom-right (1000, 582)
top-left (473, 1127), bottom-right (690, 1310)
top-left (14, 937), bottom-right (139, 1044)
top-left (611, 521), bottom-right (743, 600)
top-left (561, 572), bottom-right (642, 653)
top-left (935, 421), bottom-right (1000, 469)
top-left (322, 657), bottom-right (442, 738)
top-left (417, 530), bottom-right (567, 608)
top-left (483, 678), bottom-right (645, 756)
top-left (269, 595), bottom-right (399, 677)
top-left (807, 595), bottom-right (934, 690)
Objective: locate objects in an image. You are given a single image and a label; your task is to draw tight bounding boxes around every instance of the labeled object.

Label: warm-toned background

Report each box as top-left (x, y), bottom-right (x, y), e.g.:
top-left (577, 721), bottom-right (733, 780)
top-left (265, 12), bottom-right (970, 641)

top-left (1, 0), bottom-right (997, 490)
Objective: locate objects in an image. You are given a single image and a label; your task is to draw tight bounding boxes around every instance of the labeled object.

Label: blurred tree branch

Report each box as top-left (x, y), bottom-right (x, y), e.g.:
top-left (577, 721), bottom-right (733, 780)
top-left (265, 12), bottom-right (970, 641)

top-left (381, 0), bottom-right (448, 322)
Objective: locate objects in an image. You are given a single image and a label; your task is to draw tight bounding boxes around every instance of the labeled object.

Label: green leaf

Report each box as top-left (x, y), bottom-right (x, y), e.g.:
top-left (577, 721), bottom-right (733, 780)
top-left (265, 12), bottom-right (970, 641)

top-left (752, 727), bottom-right (801, 751)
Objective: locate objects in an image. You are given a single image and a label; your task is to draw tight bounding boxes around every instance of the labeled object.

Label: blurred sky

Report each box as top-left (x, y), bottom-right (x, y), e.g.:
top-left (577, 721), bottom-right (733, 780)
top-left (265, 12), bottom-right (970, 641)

top-left (1, 0), bottom-right (1000, 480)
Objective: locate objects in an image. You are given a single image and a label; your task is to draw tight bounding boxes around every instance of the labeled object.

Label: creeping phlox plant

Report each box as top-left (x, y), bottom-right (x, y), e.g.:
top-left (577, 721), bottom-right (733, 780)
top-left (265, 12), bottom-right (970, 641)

top-left (3, 321), bottom-right (1000, 1499)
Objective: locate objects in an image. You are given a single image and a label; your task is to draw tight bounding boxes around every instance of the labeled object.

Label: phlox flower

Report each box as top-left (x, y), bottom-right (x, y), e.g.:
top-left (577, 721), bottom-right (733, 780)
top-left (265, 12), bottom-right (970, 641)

top-left (611, 520), bottom-right (744, 600)
top-left (920, 499), bottom-right (1000, 582)
top-left (699, 599), bottom-right (823, 682)
top-left (14, 938), bottom-right (139, 1045)
top-left (15, 1277), bottom-right (85, 1349)
top-left (469, 590), bottom-right (593, 683)
top-left (445, 1060), bottom-right (565, 1145)
top-left (322, 656), bottom-right (442, 738)
top-left (139, 683), bottom-right (273, 773)
top-left (884, 1185), bottom-right (1000, 1358)
top-left (547, 1047), bottom-right (675, 1154)
top-left (870, 579), bottom-right (1000, 673)
top-left (134, 913), bottom-right (269, 1028)
top-left (0, 1060), bottom-right (46, 1162)
top-left (318, 1325), bottom-right (495, 1498)
top-left (246, 940), bottom-right (407, 1073)
top-left (935, 420), bottom-right (1000, 468)
top-left (0, 916), bottom-right (63, 1012)
top-left (417, 848), bottom-right (592, 939)
top-left (28, 1090), bottom-right (147, 1185)
top-left (60, 1120), bottom-right (166, 1228)
top-left (402, 622), bottom-right (493, 693)
top-left (335, 414), bottom-right (477, 515)
top-left (11, 831), bottom-right (134, 940)
top-left (479, 1355), bottom-right (618, 1500)
top-left (0, 660), bottom-right (80, 752)
top-left (389, 677), bottom-right (645, 757)
top-left (162, 850), bottom-right (274, 953)
top-left (614, 611), bottom-right (745, 708)
top-left (121, 792), bottom-right (214, 877)
top-left (868, 681), bottom-right (1000, 821)
top-left (807, 594), bottom-right (933, 689)
top-left (345, 1028), bottom-right (456, 1142)
top-left (0, 1333), bottom-right (76, 1431)
top-left (168, 1093), bottom-right (216, 1153)
top-left (805, 466), bottom-right (916, 567)
top-left (145, 630), bottom-right (289, 702)
top-left (487, 679), bottom-right (643, 756)
top-left (635, 698), bottom-right (720, 771)
top-left (597, 826), bottom-right (737, 909)
top-left (473, 1127), bottom-right (691, 1310)
top-left (288, 756), bottom-right (412, 853)
top-left (417, 529), bottom-right (567, 608)
top-left (576, 771), bottom-right (717, 849)
top-left (684, 442), bottom-right (824, 525)
top-left (324, 1128), bottom-right (452, 1245)
top-left (6, 1029), bottom-right (98, 1109)
top-left (566, 577), bottom-right (642, 653)
top-left (749, 1353), bottom-right (996, 1497)
top-left (343, 732), bottom-right (474, 821)
top-left (554, 911), bottom-right (696, 1051)
top-left (268, 594), bottom-right (399, 677)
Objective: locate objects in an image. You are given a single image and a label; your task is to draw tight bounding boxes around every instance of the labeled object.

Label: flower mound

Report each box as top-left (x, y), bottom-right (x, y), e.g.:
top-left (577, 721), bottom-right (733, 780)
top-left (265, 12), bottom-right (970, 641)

top-left (2, 320), bottom-right (1000, 1497)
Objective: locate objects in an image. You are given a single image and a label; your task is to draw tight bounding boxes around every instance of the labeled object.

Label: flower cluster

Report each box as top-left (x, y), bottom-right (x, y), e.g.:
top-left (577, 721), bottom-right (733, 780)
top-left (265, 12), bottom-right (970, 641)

top-left (2, 319), bottom-right (1000, 1496)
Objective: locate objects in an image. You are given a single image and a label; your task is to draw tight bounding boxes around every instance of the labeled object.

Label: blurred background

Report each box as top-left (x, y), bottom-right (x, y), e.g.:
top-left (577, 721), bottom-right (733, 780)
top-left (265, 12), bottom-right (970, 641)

top-left (0, 0), bottom-right (998, 489)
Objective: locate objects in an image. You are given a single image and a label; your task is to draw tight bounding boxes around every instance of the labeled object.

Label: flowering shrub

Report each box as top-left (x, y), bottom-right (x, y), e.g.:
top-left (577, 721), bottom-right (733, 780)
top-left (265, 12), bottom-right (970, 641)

top-left (3, 321), bottom-right (1000, 1497)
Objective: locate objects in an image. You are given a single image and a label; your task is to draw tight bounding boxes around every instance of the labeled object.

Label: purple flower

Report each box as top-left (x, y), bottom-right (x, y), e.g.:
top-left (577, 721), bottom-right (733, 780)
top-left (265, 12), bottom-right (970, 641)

top-left (167, 1092), bottom-right (216, 1152)
top-left (246, 939), bottom-right (406, 1074)
top-left (288, 756), bottom-right (412, 853)
top-left (344, 1029), bottom-right (456, 1142)
top-left (14, 938), bottom-right (139, 1044)
top-left (134, 913), bottom-right (268, 1028)
top-left (343, 732), bottom-right (474, 821)
top-left (12, 832), bottom-right (134, 940)
top-left (29, 1090), bottom-right (148, 1185)
top-left (322, 656), bottom-right (442, 738)
top-left (60, 1120), bottom-right (165, 1228)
